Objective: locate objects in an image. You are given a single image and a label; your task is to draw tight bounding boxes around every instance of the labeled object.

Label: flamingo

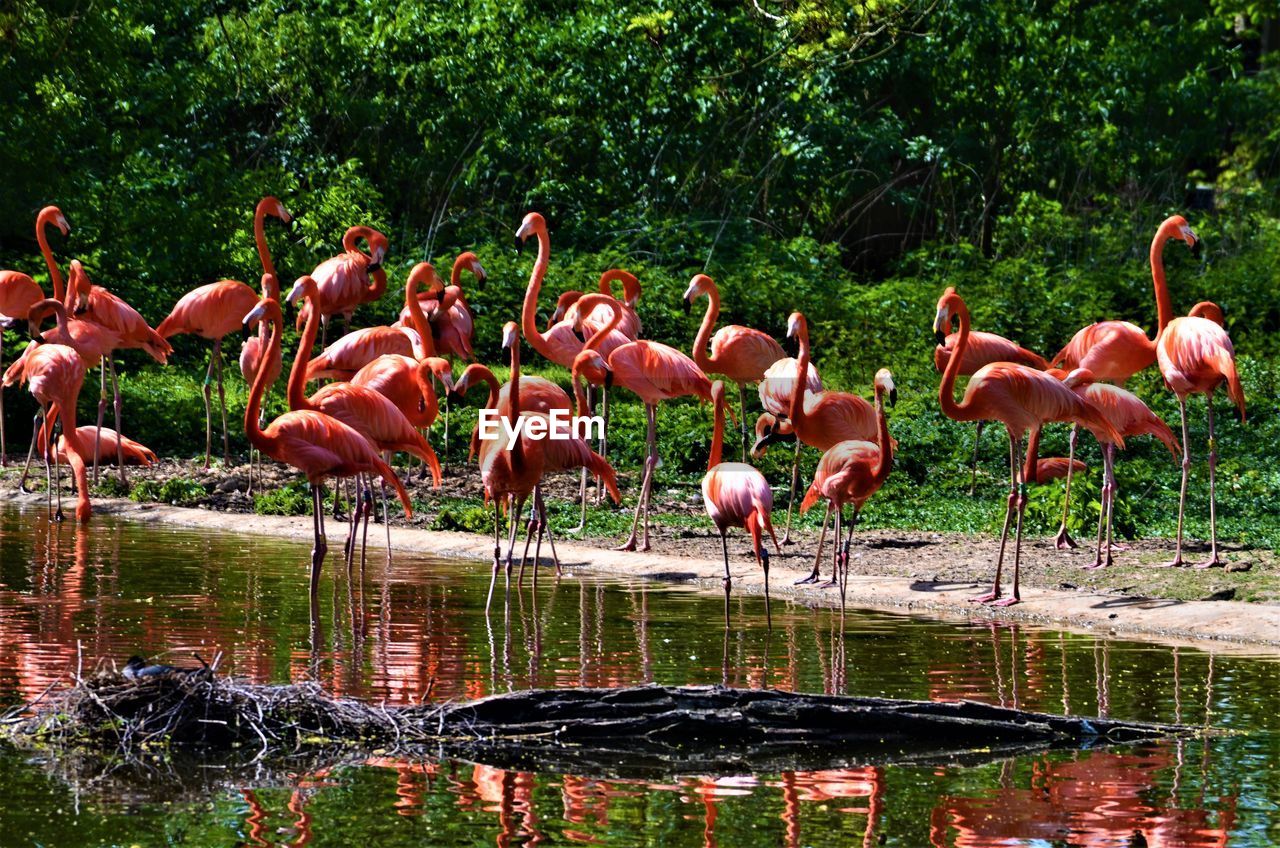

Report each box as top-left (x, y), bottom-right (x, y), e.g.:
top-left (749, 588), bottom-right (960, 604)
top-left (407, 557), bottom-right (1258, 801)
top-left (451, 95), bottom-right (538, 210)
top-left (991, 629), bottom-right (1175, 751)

top-left (2, 340), bottom-right (91, 523)
top-left (286, 274), bottom-right (442, 556)
top-left (555, 269), bottom-right (644, 340)
top-left (0, 205), bottom-right (71, 464)
top-left (294, 225), bottom-right (389, 341)
top-left (1056, 371), bottom-right (1180, 568)
top-left (450, 362), bottom-right (570, 461)
top-left (934, 287), bottom-right (1125, 606)
top-left (935, 328), bottom-right (1048, 496)
top-left (700, 380), bottom-right (780, 628)
top-left (157, 196), bottom-right (291, 468)
top-left (303, 263), bottom-right (441, 382)
top-left (570, 296), bottom-right (712, 552)
top-left (65, 259), bottom-right (171, 484)
top-left (242, 297), bottom-right (412, 598)
top-left (1156, 300), bottom-right (1245, 568)
top-left (45, 426), bottom-right (157, 468)
top-left (1048, 215), bottom-right (1200, 548)
top-left (799, 369), bottom-right (896, 607)
top-left (397, 251), bottom-right (486, 360)
top-left (480, 322), bottom-right (617, 607)
top-left (350, 354), bottom-right (454, 429)
top-left (751, 355), bottom-right (822, 543)
top-left (684, 273), bottom-right (786, 461)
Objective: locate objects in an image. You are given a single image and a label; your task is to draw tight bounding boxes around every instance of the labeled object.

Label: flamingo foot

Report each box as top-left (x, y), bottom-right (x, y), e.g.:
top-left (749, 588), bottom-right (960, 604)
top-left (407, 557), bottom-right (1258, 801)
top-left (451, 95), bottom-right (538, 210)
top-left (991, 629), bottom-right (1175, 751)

top-left (1194, 557), bottom-right (1223, 569)
top-left (1053, 528), bottom-right (1077, 550)
top-left (793, 572), bottom-right (820, 585)
top-left (19, 483), bottom-right (34, 495)
top-left (969, 589), bottom-right (1001, 603)
top-left (1109, 543), bottom-right (1130, 552)
top-left (988, 596), bottom-right (1021, 608)
top-left (819, 578), bottom-right (839, 589)
top-left (616, 537), bottom-right (638, 552)
top-left (1153, 557), bottom-right (1184, 568)
top-left (1082, 558), bottom-right (1110, 571)
top-left (54, 509), bottom-right (64, 523)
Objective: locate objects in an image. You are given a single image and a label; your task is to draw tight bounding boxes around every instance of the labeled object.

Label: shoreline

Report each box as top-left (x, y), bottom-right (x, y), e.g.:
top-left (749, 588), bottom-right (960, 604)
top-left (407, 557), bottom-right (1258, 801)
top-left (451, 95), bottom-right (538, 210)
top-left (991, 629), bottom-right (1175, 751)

top-left (7, 491), bottom-right (1276, 657)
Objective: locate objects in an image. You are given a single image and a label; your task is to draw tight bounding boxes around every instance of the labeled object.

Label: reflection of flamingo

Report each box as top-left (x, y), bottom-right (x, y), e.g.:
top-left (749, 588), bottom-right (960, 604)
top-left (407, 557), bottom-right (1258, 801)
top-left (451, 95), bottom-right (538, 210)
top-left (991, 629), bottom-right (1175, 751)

top-left (242, 298), bottom-right (411, 597)
top-left (701, 380), bottom-right (780, 627)
top-left (778, 768), bottom-right (884, 848)
top-left (684, 273), bottom-right (785, 460)
top-left (935, 288), bottom-right (1124, 606)
top-left (1156, 300), bottom-right (1245, 568)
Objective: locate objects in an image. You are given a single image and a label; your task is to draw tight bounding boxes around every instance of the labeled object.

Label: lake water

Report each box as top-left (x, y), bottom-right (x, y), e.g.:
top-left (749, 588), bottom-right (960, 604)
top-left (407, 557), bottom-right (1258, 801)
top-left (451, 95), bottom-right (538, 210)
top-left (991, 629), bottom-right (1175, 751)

top-left (0, 503), bottom-right (1277, 846)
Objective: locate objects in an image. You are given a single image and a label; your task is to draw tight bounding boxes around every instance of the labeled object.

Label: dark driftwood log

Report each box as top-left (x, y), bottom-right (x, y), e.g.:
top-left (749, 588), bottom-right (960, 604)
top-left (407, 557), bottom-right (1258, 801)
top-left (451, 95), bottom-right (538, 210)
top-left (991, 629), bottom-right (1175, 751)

top-left (2, 675), bottom-right (1196, 780)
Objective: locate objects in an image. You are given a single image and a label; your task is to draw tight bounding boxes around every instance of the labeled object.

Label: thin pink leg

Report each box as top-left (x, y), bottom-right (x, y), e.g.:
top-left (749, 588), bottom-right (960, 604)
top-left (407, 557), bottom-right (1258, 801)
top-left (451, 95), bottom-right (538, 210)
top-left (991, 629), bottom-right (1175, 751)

top-left (1195, 394), bottom-right (1222, 568)
top-left (973, 433), bottom-right (1016, 603)
top-left (1053, 424), bottom-right (1079, 549)
top-left (1157, 397), bottom-right (1191, 568)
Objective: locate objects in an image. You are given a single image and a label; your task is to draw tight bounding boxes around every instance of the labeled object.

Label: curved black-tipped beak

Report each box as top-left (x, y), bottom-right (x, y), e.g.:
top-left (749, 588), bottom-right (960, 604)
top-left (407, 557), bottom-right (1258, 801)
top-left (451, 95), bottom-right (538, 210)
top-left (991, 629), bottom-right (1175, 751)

top-left (514, 236), bottom-right (525, 253)
top-left (476, 272), bottom-right (487, 289)
top-left (889, 387), bottom-right (898, 407)
top-left (681, 295), bottom-right (692, 315)
top-left (1190, 239), bottom-right (1202, 260)
top-left (367, 261), bottom-right (382, 273)
top-left (446, 390), bottom-right (463, 405)
top-left (573, 325), bottom-right (587, 344)
top-left (934, 329), bottom-right (947, 346)
top-left (603, 370), bottom-right (614, 390)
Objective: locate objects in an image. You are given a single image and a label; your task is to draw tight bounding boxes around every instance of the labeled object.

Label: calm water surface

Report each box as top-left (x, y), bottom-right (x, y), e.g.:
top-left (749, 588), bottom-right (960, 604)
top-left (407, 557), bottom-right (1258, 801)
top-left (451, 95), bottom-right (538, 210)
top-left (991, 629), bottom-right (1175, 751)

top-left (0, 503), bottom-right (1276, 846)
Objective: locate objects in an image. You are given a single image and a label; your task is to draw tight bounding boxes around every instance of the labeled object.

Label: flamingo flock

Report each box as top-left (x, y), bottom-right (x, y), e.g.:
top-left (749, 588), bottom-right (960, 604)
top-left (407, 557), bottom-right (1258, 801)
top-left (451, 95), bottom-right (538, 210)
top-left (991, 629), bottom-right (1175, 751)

top-left (0, 202), bottom-right (1246, 619)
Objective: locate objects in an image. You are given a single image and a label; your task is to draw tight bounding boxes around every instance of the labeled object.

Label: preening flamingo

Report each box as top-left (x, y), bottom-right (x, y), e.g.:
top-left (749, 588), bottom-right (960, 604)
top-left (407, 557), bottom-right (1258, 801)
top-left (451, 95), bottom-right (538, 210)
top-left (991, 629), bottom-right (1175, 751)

top-left (1058, 371), bottom-right (1179, 568)
top-left (1156, 300), bottom-right (1245, 568)
top-left (684, 273), bottom-right (786, 461)
top-left (934, 288), bottom-right (1125, 606)
top-left (351, 354), bottom-right (453, 430)
top-left (0, 205), bottom-right (70, 464)
top-left (303, 262), bottom-right (441, 382)
top-left (2, 340), bottom-right (91, 523)
top-left (157, 196), bottom-right (291, 468)
top-left (45, 426), bottom-right (156, 468)
top-left (556, 269), bottom-right (644, 341)
top-left (242, 297), bottom-right (412, 598)
top-left (570, 296), bottom-right (712, 552)
top-left (1048, 215), bottom-right (1199, 548)
top-left (294, 225), bottom-right (389, 340)
top-left (799, 369), bottom-right (896, 606)
top-left (752, 355), bottom-right (822, 543)
top-left (700, 380), bottom-right (779, 627)
top-left (934, 328), bottom-right (1048, 495)
top-left (397, 251), bottom-right (485, 360)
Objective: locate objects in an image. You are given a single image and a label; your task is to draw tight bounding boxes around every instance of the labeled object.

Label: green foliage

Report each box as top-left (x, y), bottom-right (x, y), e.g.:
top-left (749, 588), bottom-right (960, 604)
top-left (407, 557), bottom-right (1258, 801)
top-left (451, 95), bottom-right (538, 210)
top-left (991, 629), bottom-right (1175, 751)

top-left (430, 501), bottom-right (498, 535)
top-left (253, 479), bottom-right (311, 516)
top-left (131, 476), bottom-right (207, 507)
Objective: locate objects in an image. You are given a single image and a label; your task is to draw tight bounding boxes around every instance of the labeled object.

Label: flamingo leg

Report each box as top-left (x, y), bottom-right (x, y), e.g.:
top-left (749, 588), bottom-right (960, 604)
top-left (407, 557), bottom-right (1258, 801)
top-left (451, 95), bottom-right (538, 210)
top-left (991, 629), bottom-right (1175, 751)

top-left (781, 441), bottom-right (801, 545)
top-left (991, 436), bottom-right (1027, 607)
top-left (213, 342), bottom-right (228, 466)
top-left (537, 487), bottom-right (561, 576)
top-left (1053, 424), bottom-right (1078, 549)
top-left (595, 385), bottom-right (610, 505)
top-left (796, 500), bottom-right (830, 584)
top-left (486, 499), bottom-right (502, 612)
top-left (719, 529), bottom-right (732, 629)
top-left (358, 480), bottom-right (372, 575)
top-left (506, 494), bottom-right (528, 580)
top-left (39, 403), bottom-right (53, 516)
top-left (825, 505), bottom-right (842, 590)
top-left (51, 413), bottom-right (64, 522)
top-left (310, 484), bottom-right (327, 600)
top-left (0, 335), bottom-right (5, 465)
top-left (1104, 445), bottom-right (1118, 565)
top-left (618, 404), bottom-right (657, 552)
top-left (201, 342), bottom-right (217, 469)
top-left (519, 492), bottom-right (538, 586)
top-left (973, 433), bottom-right (1017, 603)
top-left (108, 356), bottom-right (125, 483)
top-left (968, 420), bottom-right (984, 495)
top-left (1086, 444), bottom-right (1113, 570)
top-left (840, 508), bottom-right (859, 611)
top-left (1160, 397), bottom-right (1191, 568)
top-left (1196, 396), bottom-right (1222, 569)
top-left (571, 465), bottom-right (588, 534)
top-left (93, 361), bottom-right (107, 484)
top-left (18, 409), bottom-right (42, 493)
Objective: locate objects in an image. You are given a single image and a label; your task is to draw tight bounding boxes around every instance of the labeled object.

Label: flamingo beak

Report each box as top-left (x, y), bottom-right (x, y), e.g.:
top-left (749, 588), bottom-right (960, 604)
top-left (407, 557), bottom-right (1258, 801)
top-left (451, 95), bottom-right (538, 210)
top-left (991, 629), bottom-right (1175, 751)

top-left (889, 387), bottom-right (898, 407)
top-left (473, 262), bottom-right (487, 286)
top-left (681, 294), bottom-right (692, 315)
top-left (603, 369), bottom-right (614, 390)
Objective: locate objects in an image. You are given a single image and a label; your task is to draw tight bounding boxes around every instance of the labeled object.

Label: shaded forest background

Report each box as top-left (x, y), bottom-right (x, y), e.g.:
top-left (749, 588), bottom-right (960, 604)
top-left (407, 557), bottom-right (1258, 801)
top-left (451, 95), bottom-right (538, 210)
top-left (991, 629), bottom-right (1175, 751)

top-left (1, 0), bottom-right (1278, 546)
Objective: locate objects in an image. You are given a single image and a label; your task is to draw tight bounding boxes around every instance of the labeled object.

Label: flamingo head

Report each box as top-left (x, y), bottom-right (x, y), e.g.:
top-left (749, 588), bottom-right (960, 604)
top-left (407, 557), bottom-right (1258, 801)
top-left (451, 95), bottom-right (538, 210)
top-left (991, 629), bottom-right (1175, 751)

top-left (551, 290), bottom-right (584, 325)
top-left (1165, 214), bottom-right (1200, 257)
top-left (933, 287), bottom-right (962, 344)
top-left (874, 368), bottom-right (897, 407)
top-left (465, 253), bottom-right (487, 286)
top-left (38, 206), bottom-right (70, 236)
top-left (67, 260), bottom-right (92, 315)
top-left (682, 274), bottom-right (714, 313)
top-left (243, 297), bottom-right (281, 340)
top-left (25, 298), bottom-right (60, 340)
top-left (423, 356), bottom-right (454, 391)
top-left (342, 226), bottom-right (388, 270)
top-left (285, 275), bottom-right (318, 307)
top-left (571, 349), bottom-right (611, 389)
top-left (514, 212), bottom-right (546, 252)
top-left (408, 262), bottom-right (445, 299)
top-left (261, 273), bottom-right (280, 302)
top-left (750, 412), bottom-right (795, 457)
top-left (260, 195), bottom-right (292, 225)
top-left (501, 320), bottom-right (519, 352)
top-left (1062, 367), bottom-right (1097, 390)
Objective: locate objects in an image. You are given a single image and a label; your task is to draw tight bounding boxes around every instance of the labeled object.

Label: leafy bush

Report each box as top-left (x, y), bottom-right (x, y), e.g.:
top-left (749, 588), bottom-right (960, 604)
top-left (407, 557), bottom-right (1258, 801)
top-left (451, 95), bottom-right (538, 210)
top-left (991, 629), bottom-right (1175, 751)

top-left (131, 477), bottom-right (208, 507)
top-left (253, 480), bottom-right (311, 516)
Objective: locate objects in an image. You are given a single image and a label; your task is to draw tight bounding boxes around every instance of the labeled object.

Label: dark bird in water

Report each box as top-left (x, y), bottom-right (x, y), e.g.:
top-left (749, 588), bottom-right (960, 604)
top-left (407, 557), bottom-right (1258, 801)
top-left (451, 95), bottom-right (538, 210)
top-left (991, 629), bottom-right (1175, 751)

top-left (123, 655), bottom-right (188, 680)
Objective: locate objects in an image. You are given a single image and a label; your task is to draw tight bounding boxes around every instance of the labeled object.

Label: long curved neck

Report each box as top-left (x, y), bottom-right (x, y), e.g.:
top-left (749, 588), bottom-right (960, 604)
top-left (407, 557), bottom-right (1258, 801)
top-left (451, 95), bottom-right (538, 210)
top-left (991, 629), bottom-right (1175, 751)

top-left (37, 217), bottom-right (64, 302)
top-left (708, 389), bottom-right (725, 471)
top-left (571, 365), bottom-right (591, 418)
top-left (287, 290), bottom-right (322, 411)
top-left (579, 294), bottom-right (622, 352)
top-left (520, 228), bottom-right (559, 362)
top-left (1150, 224), bottom-right (1176, 336)
top-left (404, 274), bottom-right (435, 355)
top-left (258, 276), bottom-right (280, 344)
top-left (789, 321), bottom-right (811, 426)
top-left (507, 338), bottom-right (524, 465)
top-left (246, 310), bottom-right (283, 452)
top-left (869, 387), bottom-right (893, 484)
top-left (254, 207), bottom-right (278, 279)
top-left (692, 284), bottom-right (720, 372)
top-left (463, 364), bottom-right (500, 410)
top-left (938, 300), bottom-right (975, 422)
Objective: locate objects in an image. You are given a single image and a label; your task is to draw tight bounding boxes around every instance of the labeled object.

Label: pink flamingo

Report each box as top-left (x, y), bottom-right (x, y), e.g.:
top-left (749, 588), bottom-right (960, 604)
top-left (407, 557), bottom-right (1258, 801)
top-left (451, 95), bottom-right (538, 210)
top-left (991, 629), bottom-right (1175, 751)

top-left (752, 355), bottom-right (822, 543)
top-left (397, 251), bottom-right (486, 360)
top-left (935, 328), bottom-right (1048, 495)
top-left (701, 380), bottom-right (780, 627)
top-left (1057, 371), bottom-right (1180, 568)
top-left (554, 269), bottom-right (644, 340)
top-left (351, 354), bottom-right (454, 430)
top-left (934, 287), bottom-right (1125, 606)
top-left (303, 263), bottom-right (440, 382)
top-left (1021, 426), bottom-right (1086, 486)
top-left (294, 225), bottom-right (389, 341)
top-left (46, 426), bottom-right (156, 468)
top-left (684, 273), bottom-right (786, 460)
top-left (570, 295), bottom-right (712, 552)
top-left (799, 369), bottom-right (896, 605)
top-left (0, 205), bottom-right (71, 464)
top-left (1156, 300), bottom-right (1245, 568)
top-left (450, 362), bottom-right (570, 461)
top-left (157, 196), bottom-right (291, 467)
top-left (1049, 215), bottom-right (1200, 548)
top-left (242, 297), bottom-right (411, 598)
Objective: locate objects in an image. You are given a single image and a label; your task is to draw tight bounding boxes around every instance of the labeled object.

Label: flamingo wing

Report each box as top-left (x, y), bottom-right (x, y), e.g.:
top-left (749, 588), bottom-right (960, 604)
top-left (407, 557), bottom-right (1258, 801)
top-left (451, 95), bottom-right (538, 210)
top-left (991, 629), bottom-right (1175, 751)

top-left (157, 280), bottom-right (260, 340)
top-left (1157, 316), bottom-right (1245, 417)
top-left (707, 325), bottom-right (786, 383)
top-left (609, 341), bottom-right (712, 405)
top-left (1051, 321), bottom-right (1153, 384)
top-left (0, 271), bottom-right (43, 323)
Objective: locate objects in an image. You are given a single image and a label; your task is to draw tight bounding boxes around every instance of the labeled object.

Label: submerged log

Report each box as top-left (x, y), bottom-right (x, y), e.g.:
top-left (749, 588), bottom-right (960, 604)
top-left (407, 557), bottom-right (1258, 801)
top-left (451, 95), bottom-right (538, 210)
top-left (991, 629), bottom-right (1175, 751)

top-left (1, 671), bottom-right (1198, 779)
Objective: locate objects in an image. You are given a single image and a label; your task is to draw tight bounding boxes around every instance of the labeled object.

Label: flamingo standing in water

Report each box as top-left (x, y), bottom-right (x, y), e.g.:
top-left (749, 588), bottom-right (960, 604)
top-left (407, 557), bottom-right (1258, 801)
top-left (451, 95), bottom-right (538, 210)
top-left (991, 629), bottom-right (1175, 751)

top-left (751, 355), bottom-right (822, 544)
top-left (0, 205), bottom-right (71, 464)
top-left (294, 225), bottom-right (389, 343)
top-left (1056, 371), bottom-right (1180, 568)
top-left (1156, 300), bottom-right (1245, 568)
top-left (242, 297), bottom-right (411, 598)
top-left (157, 196), bottom-right (292, 468)
top-left (799, 369), bottom-right (896, 606)
top-left (934, 288), bottom-right (1124, 606)
top-left (700, 380), bottom-right (779, 627)
top-left (935, 328), bottom-right (1048, 495)
top-left (570, 293), bottom-right (712, 551)
top-left (1049, 215), bottom-right (1200, 547)
top-left (684, 273), bottom-right (785, 461)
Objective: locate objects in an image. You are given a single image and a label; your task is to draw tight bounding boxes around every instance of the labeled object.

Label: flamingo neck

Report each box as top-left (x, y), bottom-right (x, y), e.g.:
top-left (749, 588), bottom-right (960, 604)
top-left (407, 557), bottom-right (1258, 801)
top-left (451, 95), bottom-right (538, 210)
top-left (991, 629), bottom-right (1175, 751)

top-left (258, 276), bottom-right (280, 346)
top-left (571, 365), bottom-right (591, 418)
top-left (507, 336), bottom-right (524, 465)
top-left (464, 364), bottom-right (500, 410)
top-left (254, 206), bottom-right (278, 280)
top-left (578, 294), bottom-right (622, 352)
top-left (938, 299), bottom-right (974, 422)
top-left (869, 385), bottom-right (893, 484)
top-left (1150, 222), bottom-right (1176, 336)
top-left (789, 319), bottom-right (811, 426)
top-left (708, 388), bottom-right (725, 471)
top-left (287, 287), bottom-right (322, 411)
top-left (246, 308), bottom-right (283, 452)
top-left (598, 270), bottom-right (638, 305)
top-left (692, 283), bottom-right (720, 372)
top-left (37, 217), bottom-right (64, 302)
top-left (520, 228), bottom-right (559, 362)
top-left (404, 273), bottom-right (436, 356)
